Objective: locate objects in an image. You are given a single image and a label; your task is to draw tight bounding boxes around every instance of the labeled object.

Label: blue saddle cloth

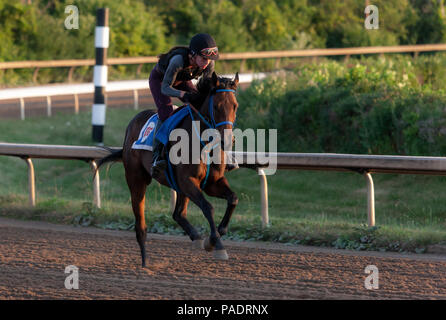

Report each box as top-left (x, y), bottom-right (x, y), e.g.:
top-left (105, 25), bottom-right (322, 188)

top-left (132, 105), bottom-right (213, 193)
top-left (131, 113), bottom-right (158, 151)
top-left (155, 106), bottom-right (191, 145)
top-left (131, 106), bottom-right (190, 151)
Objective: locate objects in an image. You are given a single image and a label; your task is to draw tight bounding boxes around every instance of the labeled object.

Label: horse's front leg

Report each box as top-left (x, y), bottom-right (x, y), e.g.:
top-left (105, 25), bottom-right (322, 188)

top-left (178, 176), bottom-right (228, 260)
top-left (205, 177), bottom-right (238, 237)
top-left (172, 193), bottom-right (204, 249)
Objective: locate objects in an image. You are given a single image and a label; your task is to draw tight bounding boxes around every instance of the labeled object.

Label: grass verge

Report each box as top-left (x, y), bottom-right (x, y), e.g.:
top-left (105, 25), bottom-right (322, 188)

top-left (0, 109), bottom-right (445, 254)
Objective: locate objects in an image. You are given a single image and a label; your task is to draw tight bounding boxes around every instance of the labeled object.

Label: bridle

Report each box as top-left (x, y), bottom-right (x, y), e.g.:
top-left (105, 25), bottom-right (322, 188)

top-left (188, 88), bottom-right (236, 130)
top-left (208, 89), bottom-right (236, 128)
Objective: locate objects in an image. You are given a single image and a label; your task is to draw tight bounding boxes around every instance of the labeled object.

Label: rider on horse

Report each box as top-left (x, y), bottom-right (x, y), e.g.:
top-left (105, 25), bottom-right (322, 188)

top-left (149, 33), bottom-right (238, 177)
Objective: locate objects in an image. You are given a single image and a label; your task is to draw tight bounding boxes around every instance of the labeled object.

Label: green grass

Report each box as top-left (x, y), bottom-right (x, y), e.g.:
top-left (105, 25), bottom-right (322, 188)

top-left (0, 108), bottom-right (445, 253)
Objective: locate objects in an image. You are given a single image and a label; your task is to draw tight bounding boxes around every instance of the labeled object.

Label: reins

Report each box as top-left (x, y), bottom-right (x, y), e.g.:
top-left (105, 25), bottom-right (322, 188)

top-left (187, 88), bottom-right (236, 130)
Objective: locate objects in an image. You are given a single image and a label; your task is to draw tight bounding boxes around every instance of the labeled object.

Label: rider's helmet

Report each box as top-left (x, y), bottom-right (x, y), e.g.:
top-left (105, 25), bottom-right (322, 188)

top-left (189, 33), bottom-right (219, 60)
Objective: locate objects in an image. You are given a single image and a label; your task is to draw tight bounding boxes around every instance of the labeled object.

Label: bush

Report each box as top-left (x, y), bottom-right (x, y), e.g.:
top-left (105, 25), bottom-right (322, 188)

top-left (236, 58), bottom-right (446, 155)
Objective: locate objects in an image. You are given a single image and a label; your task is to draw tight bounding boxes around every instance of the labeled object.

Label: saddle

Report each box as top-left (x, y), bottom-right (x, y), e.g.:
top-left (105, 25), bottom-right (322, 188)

top-left (131, 105), bottom-right (189, 151)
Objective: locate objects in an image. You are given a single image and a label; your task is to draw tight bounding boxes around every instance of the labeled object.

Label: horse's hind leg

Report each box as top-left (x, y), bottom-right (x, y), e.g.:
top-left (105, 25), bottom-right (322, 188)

top-left (125, 168), bottom-right (150, 268)
top-left (172, 193), bottom-right (203, 249)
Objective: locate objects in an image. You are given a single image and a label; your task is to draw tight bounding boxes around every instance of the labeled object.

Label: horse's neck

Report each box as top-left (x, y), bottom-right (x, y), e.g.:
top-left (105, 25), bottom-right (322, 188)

top-left (198, 93), bottom-right (211, 118)
top-left (190, 93), bottom-right (227, 170)
top-left (191, 93), bottom-right (212, 134)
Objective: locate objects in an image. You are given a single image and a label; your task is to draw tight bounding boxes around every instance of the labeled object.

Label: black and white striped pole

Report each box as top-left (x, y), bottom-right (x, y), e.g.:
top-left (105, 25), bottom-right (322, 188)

top-left (92, 8), bottom-right (109, 145)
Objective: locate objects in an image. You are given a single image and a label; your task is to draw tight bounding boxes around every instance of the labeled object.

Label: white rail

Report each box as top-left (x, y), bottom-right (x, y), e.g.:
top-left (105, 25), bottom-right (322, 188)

top-left (2, 143), bottom-right (446, 228)
top-left (0, 73), bottom-right (264, 100)
top-left (0, 143), bottom-right (120, 208)
top-left (0, 73), bottom-right (266, 120)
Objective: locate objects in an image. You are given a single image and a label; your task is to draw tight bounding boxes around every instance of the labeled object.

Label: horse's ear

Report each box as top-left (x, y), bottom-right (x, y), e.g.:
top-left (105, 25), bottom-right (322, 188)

top-left (233, 72), bottom-right (239, 86)
top-left (212, 71), bottom-right (219, 87)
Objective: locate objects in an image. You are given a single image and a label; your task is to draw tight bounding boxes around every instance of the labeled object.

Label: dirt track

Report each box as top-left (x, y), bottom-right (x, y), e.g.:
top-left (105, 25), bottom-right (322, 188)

top-left (0, 217), bottom-right (444, 300)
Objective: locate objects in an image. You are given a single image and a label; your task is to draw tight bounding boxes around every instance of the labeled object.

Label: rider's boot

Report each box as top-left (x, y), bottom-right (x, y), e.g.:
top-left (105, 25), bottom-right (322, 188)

top-left (150, 120), bottom-right (167, 178)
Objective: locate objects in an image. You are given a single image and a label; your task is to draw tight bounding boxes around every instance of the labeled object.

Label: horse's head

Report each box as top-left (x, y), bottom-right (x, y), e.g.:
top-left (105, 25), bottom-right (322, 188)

top-left (197, 72), bottom-right (239, 151)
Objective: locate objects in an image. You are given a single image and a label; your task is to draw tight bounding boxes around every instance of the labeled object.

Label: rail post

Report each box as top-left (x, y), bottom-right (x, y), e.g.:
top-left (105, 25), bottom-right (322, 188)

top-left (258, 168), bottom-right (270, 228)
top-left (19, 98), bottom-right (25, 120)
top-left (74, 94), bottom-right (79, 114)
top-left (33, 67), bottom-right (40, 83)
top-left (240, 59), bottom-right (246, 73)
top-left (22, 157), bottom-right (36, 207)
top-left (136, 64), bottom-right (143, 76)
top-left (133, 89), bottom-right (139, 110)
top-left (364, 171), bottom-right (376, 227)
top-left (46, 96), bottom-right (52, 117)
top-left (90, 160), bottom-right (101, 208)
top-left (92, 8), bottom-right (109, 145)
top-left (68, 66), bottom-right (75, 83)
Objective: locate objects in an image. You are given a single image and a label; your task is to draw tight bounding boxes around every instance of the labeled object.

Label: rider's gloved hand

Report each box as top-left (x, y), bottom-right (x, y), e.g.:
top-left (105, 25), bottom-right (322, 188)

top-left (182, 92), bottom-right (195, 103)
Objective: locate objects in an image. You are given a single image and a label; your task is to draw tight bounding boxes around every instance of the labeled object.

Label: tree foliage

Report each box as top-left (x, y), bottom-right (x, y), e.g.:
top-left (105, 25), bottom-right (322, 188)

top-left (1, 0), bottom-right (446, 63)
top-left (236, 55), bottom-right (446, 155)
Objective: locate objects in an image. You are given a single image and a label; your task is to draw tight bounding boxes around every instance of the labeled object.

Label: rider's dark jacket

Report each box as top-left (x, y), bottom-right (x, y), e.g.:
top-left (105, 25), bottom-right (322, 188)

top-left (154, 47), bottom-right (215, 98)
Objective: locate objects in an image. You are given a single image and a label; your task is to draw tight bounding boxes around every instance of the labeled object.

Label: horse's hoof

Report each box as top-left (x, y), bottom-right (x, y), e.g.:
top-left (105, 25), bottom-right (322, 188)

top-left (213, 249), bottom-right (229, 260)
top-left (191, 239), bottom-right (204, 250)
top-left (204, 237), bottom-right (215, 252)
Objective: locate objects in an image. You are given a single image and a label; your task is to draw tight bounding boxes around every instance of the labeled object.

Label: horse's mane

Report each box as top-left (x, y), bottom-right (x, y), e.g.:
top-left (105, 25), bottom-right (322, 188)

top-left (196, 76), bottom-right (213, 97)
top-left (197, 75), bottom-right (235, 93)
top-left (193, 75), bottom-right (236, 107)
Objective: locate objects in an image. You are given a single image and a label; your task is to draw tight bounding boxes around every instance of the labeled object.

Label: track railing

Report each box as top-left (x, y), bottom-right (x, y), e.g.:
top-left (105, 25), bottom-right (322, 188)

top-left (0, 73), bottom-right (266, 120)
top-left (0, 143), bottom-right (120, 208)
top-left (3, 43), bottom-right (446, 119)
top-left (2, 43), bottom-right (446, 79)
top-left (2, 143), bottom-right (446, 228)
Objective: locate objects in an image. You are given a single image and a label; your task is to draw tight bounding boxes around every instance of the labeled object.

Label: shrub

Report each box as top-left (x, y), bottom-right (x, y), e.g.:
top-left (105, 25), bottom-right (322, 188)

top-left (236, 59), bottom-right (446, 155)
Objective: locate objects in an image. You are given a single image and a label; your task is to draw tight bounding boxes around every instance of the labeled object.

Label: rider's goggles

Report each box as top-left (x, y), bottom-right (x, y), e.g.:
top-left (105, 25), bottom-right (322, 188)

top-left (200, 47), bottom-right (219, 58)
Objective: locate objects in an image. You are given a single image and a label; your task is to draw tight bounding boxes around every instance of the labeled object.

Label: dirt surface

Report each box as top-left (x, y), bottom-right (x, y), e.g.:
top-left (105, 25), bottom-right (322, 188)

top-left (0, 217), bottom-right (444, 300)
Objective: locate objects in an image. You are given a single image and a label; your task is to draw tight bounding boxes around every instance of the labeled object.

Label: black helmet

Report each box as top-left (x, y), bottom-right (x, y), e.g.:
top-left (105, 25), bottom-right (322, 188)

top-left (189, 33), bottom-right (219, 60)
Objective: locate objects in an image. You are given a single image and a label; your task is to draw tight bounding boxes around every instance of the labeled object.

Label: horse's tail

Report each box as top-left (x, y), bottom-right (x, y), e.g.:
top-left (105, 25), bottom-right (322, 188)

top-left (92, 149), bottom-right (123, 180)
top-left (96, 149), bottom-right (123, 170)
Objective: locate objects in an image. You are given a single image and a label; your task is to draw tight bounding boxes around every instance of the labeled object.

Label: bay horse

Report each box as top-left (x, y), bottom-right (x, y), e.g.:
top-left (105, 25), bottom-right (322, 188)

top-left (97, 72), bottom-right (239, 267)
